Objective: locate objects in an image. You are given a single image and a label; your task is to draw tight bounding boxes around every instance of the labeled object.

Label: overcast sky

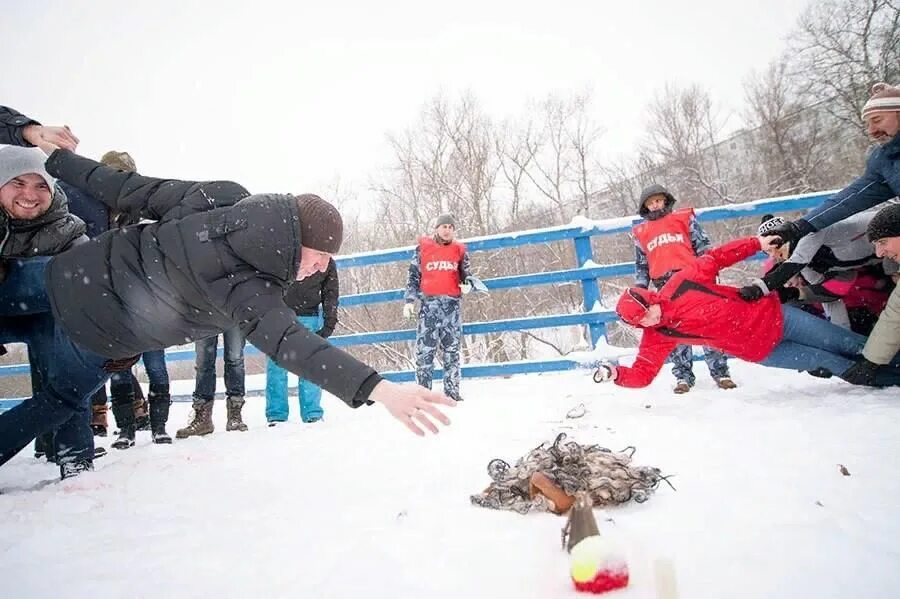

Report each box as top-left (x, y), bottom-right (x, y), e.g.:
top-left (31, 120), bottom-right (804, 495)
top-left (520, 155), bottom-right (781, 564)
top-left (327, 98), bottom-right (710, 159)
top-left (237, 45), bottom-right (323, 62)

top-left (2, 0), bottom-right (811, 211)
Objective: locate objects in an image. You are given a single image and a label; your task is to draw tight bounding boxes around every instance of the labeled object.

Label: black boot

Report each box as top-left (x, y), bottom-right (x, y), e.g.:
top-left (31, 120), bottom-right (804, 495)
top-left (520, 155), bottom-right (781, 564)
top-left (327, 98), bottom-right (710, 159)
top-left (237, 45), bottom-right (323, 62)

top-left (149, 384), bottom-right (172, 444)
top-left (111, 397), bottom-right (136, 450)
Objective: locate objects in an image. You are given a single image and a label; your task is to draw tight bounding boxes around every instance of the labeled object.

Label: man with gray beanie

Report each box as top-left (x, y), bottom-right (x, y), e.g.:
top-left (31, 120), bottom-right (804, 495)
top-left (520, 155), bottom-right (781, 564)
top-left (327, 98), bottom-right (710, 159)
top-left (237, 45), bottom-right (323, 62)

top-left (841, 203), bottom-right (900, 384)
top-left (26, 148), bottom-right (454, 444)
top-left (403, 212), bottom-right (475, 401)
top-left (765, 82), bottom-right (900, 248)
top-left (0, 144), bottom-right (108, 479)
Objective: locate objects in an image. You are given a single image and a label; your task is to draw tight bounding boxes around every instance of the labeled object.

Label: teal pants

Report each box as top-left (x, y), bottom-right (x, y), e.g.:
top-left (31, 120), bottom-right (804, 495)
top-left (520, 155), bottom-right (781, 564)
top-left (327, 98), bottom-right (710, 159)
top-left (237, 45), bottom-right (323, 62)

top-left (265, 314), bottom-right (324, 422)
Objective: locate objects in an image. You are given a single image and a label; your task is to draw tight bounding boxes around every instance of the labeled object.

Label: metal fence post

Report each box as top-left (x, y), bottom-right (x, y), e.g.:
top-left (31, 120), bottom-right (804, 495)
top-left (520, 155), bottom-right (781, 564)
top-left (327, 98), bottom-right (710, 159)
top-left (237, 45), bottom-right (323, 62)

top-left (573, 235), bottom-right (604, 348)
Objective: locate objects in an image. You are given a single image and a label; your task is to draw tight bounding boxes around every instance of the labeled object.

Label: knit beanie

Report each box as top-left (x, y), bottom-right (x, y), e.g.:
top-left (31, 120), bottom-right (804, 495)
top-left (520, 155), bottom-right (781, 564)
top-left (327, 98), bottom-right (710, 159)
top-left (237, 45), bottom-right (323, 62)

top-left (296, 194), bottom-right (343, 254)
top-left (100, 150), bottom-right (136, 172)
top-left (861, 83), bottom-right (900, 120)
top-left (866, 203), bottom-right (900, 242)
top-left (616, 287), bottom-right (658, 327)
top-left (757, 214), bottom-right (785, 236)
top-left (0, 145), bottom-right (55, 190)
top-left (435, 213), bottom-right (456, 228)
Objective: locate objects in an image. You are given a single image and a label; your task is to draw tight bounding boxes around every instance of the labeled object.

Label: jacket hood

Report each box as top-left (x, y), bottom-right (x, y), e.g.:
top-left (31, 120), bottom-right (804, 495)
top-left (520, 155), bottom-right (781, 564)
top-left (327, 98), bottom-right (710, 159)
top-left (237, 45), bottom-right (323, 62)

top-left (616, 287), bottom-right (660, 326)
top-left (638, 184), bottom-right (677, 219)
top-left (219, 193), bottom-right (302, 281)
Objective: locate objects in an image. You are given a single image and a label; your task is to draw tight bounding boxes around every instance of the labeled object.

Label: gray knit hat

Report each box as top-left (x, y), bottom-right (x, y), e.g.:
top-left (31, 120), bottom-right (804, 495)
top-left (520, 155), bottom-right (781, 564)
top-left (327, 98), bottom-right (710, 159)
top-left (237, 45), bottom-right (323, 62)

top-left (0, 145), bottom-right (55, 190)
top-left (296, 194), bottom-right (343, 254)
top-left (866, 203), bottom-right (900, 242)
top-left (435, 213), bottom-right (456, 228)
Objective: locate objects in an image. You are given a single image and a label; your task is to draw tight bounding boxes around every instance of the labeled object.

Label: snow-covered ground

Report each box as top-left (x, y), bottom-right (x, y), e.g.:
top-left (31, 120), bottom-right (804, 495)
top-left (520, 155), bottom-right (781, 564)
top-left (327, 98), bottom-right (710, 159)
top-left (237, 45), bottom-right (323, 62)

top-left (1, 361), bottom-right (899, 598)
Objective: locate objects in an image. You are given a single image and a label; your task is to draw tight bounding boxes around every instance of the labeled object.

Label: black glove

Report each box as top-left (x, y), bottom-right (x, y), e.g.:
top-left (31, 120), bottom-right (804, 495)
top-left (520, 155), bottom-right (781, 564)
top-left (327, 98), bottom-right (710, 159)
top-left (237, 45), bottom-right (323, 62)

top-left (840, 357), bottom-right (880, 386)
top-left (775, 287), bottom-right (801, 303)
top-left (739, 285), bottom-right (765, 301)
top-left (103, 355), bottom-right (141, 373)
top-left (315, 327), bottom-right (333, 339)
top-left (764, 218), bottom-right (815, 248)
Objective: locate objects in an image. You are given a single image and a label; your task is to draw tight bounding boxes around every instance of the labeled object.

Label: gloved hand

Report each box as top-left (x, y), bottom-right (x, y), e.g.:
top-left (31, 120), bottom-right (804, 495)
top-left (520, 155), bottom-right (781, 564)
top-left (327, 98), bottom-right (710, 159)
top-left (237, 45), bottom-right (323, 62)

top-left (840, 357), bottom-right (880, 386)
top-left (402, 303), bottom-right (415, 320)
top-left (103, 355), bottom-right (141, 373)
top-left (738, 285), bottom-right (765, 301)
top-left (592, 363), bottom-right (617, 383)
top-left (764, 218), bottom-right (815, 248)
top-left (315, 327), bottom-right (333, 339)
top-left (459, 280), bottom-right (473, 294)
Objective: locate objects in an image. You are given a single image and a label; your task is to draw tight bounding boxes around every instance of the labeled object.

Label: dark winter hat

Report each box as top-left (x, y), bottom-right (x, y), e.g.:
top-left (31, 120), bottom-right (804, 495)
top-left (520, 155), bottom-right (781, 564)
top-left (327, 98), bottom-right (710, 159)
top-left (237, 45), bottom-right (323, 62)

top-left (616, 287), bottom-right (658, 327)
top-left (638, 184), bottom-right (676, 218)
top-left (861, 82), bottom-right (900, 120)
top-left (296, 194), bottom-right (343, 254)
top-left (435, 213), bottom-right (456, 228)
top-left (757, 214), bottom-right (786, 236)
top-left (866, 203), bottom-right (900, 242)
top-left (100, 150), bottom-right (136, 172)
top-left (0, 145), bottom-right (55, 190)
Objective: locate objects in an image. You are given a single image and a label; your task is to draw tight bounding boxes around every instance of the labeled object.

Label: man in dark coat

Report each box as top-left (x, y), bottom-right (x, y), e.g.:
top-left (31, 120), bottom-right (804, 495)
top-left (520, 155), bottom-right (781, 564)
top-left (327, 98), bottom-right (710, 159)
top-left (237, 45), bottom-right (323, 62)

top-left (37, 148), bottom-right (453, 437)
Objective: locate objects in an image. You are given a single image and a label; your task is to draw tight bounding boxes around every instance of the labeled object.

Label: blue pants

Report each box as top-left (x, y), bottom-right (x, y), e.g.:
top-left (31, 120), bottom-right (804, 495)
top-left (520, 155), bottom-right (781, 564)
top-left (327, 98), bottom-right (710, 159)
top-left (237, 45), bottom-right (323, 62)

top-left (193, 326), bottom-right (246, 400)
top-left (0, 313), bottom-right (108, 467)
top-left (0, 257), bottom-right (52, 315)
top-left (670, 344), bottom-right (730, 386)
top-left (414, 295), bottom-right (462, 400)
top-left (761, 306), bottom-right (900, 385)
top-left (110, 349), bottom-right (170, 395)
top-left (265, 314), bottom-right (324, 422)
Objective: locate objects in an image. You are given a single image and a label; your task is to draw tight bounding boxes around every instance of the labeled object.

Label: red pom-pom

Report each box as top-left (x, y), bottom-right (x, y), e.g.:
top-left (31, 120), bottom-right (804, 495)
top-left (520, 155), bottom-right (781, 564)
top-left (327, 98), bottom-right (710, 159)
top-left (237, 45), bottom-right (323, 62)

top-left (572, 569), bottom-right (630, 594)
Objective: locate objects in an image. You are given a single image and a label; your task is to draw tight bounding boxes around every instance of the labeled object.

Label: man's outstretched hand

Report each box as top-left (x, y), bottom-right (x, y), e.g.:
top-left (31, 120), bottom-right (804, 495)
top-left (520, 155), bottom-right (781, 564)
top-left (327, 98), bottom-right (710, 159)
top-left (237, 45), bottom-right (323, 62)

top-left (22, 124), bottom-right (79, 154)
top-left (368, 380), bottom-right (456, 436)
top-left (761, 219), bottom-right (814, 249)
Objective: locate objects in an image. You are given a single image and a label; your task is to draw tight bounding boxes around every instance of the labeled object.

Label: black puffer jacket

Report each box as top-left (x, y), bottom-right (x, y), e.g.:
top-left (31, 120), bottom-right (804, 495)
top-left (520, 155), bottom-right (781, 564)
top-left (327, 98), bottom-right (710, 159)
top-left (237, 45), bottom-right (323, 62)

top-left (283, 258), bottom-right (339, 337)
top-left (1, 187), bottom-right (87, 257)
top-left (44, 150), bottom-right (380, 407)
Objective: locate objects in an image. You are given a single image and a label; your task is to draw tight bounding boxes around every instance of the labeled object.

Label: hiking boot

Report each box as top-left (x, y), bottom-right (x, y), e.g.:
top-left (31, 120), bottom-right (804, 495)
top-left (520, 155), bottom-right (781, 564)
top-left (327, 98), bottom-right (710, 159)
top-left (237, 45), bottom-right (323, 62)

top-left (91, 403), bottom-right (108, 437)
top-left (60, 458), bottom-right (93, 480)
top-left (111, 402), bottom-right (136, 450)
top-left (149, 385), bottom-right (172, 444)
top-left (176, 398), bottom-right (214, 439)
top-left (673, 380), bottom-right (691, 394)
top-left (716, 377), bottom-right (737, 390)
top-left (225, 396), bottom-right (248, 432)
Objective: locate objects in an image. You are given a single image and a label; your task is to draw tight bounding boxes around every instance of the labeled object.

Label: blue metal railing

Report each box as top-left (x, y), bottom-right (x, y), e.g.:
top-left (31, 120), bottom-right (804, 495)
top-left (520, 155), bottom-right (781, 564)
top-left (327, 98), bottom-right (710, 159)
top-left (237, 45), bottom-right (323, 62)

top-left (0, 190), bottom-right (832, 407)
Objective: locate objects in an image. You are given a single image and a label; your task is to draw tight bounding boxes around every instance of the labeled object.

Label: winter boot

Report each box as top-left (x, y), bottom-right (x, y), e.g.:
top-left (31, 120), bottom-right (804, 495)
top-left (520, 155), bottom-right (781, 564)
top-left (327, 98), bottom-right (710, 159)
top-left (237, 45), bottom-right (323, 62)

top-left (176, 398), bottom-right (215, 439)
top-left (133, 382), bottom-right (150, 431)
top-left (34, 432), bottom-right (56, 462)
top-left (225, 395), bottom-right (248, 432)
top-left (673, 380), bottom-right (691, 394)
top-left (91, 403), bottom-right (108, 437)
top-left (148, 384), bottom-right (172, 444)
top-left (111, 401), bottom-right (136, 450)
top-left (716, 377), bottom-right (737, 390)
top-left (60, 458), bottom-right (93, 480)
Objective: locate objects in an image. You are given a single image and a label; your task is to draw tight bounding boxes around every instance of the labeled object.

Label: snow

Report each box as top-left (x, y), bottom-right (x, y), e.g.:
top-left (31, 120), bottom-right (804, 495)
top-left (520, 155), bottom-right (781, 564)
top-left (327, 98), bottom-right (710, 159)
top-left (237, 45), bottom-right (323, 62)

top-left (2, 362), bottom-right (900, 598)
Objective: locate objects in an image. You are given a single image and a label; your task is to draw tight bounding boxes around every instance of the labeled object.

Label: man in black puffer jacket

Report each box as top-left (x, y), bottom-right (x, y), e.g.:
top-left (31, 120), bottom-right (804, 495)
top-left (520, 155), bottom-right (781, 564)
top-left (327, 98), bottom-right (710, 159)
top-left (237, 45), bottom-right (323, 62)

top-left (38, 149), bottom-right (453, 437)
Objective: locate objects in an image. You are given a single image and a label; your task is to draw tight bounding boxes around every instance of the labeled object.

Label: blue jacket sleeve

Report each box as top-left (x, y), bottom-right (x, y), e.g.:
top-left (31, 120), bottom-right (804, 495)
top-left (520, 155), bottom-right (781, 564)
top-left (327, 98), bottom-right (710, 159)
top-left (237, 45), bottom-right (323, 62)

top-left (404, 246), bottom-right (422, 302)
top-left (804, 153), bottom-right (895, 231)
top-left (633, 241), bottom-right (650, 289)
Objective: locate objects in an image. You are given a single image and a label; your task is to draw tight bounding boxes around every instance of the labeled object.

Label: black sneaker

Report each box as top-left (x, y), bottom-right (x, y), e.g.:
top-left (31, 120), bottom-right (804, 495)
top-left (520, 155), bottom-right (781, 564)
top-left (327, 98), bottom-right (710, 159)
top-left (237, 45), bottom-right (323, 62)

top-left (91, 424), bottom-right (108, 437)
top-left (94, 447), bottom-right (107, 459)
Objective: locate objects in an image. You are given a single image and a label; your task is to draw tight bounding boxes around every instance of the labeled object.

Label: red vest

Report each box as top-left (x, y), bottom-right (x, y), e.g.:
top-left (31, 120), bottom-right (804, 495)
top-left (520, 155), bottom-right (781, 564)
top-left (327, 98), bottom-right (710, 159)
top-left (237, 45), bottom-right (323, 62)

top-left (419, 237), bottom-right (466, 297)
top-left (633, 208), bottom-right (697, 279)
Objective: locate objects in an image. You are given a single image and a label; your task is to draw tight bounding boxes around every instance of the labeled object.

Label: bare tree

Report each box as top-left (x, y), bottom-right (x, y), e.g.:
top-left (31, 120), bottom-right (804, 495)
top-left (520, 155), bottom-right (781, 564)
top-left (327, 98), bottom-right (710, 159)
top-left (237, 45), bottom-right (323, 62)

top-left (789, 0), bottom-right (900, 135)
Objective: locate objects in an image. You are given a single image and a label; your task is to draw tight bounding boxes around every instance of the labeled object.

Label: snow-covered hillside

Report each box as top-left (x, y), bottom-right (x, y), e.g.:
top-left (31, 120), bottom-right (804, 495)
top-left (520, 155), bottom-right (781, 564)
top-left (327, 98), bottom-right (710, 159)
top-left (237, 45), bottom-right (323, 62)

top-left (1, 362), bottom-right (898, 598)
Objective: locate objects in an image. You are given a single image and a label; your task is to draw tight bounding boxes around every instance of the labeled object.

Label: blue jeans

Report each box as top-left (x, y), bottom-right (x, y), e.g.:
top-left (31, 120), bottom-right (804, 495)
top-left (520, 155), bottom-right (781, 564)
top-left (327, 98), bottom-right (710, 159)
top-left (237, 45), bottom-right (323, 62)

top-left (193, 326), bottom-right (246, 400)
top-left (670, 344), bottom-right (730, 386)
top-left (761, 306), bottom-right (900, 385)
top-left (265, 314), bottom-right (324, 422)
top-left (0, 313), bottom-right (108, 467)
top-left (0, 257), bottom-right (52, 316)
top-left (110, 349), bottom-right (170, 394)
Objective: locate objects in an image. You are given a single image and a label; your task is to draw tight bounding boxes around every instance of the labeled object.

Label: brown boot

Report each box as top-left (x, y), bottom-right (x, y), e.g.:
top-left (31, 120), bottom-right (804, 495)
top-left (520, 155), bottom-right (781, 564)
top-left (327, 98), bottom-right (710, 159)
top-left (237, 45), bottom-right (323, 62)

top-left (716, 377), bottom-right (737, 390)
top-left (673, 380), bottom-right (691, 394)
top-left (91, 403), bottom-right (108, 437)
top-left (133, 383), bottom-right (150, 432)
top-left (225, 396), bottom-right (248, 432)
top-left (176, 399), bottom-right (215, 439)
